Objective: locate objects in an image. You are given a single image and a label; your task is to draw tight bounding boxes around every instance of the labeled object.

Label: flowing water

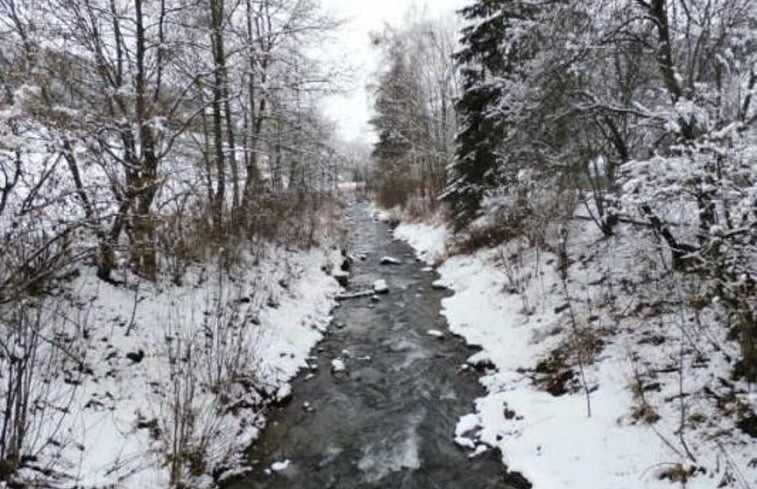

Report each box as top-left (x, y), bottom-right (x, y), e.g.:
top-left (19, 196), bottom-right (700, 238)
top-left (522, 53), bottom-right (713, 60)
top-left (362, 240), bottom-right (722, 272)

top-left (230, 203), bottom-right (530, 489)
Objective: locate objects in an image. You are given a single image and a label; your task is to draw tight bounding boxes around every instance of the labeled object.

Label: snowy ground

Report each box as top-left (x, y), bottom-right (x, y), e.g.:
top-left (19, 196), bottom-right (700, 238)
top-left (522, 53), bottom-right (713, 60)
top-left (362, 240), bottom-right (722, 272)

top-left (394, 216), bottom-right (757, 489)
top-left (4, 246), bottom-right (342, 488)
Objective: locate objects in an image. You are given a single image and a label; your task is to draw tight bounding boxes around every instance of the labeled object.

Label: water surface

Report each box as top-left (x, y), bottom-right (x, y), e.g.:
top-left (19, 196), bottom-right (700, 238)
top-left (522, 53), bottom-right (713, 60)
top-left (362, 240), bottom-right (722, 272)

top-left (230, 204), bottom-right (530, 489)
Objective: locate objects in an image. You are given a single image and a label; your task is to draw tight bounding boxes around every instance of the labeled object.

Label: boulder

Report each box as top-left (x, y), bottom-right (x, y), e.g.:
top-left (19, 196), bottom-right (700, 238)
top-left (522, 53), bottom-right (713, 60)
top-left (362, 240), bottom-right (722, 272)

top-left (333, 270), bottom-right (350, 287)
top-left (373, 279), bottom-right (389, 294)
top-left (380, 256), bottom-right (402, 265)
top-left (431, 280), bottom-right (449, 290)
top-left (331, 358), bottom-right (346, 373)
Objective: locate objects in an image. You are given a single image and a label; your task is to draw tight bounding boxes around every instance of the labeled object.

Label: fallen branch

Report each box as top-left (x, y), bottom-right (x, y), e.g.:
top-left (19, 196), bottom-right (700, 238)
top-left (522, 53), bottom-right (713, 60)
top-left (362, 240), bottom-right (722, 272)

top-left (335, 290), bottom-right (375, 301)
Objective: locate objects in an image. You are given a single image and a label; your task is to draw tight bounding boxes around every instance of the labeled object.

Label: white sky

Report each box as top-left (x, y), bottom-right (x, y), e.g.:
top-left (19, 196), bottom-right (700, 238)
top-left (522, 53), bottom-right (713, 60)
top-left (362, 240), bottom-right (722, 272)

top-left (318, 0), bottom-right (466, 144)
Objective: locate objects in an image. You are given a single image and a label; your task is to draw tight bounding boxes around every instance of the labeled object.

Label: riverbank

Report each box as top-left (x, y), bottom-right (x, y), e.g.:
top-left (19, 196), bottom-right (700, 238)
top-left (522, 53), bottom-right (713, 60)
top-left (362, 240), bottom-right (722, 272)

top-left (3, 245), bottom-right (341, 488)
top-left (392, 212), bottom-right (757, 489)
top-left (230, 203), bottom-right (529, 489)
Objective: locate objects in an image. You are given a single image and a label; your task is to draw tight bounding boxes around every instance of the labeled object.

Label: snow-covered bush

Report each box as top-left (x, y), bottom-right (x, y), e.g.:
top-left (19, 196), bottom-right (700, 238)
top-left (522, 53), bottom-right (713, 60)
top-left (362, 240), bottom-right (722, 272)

top-left (0, 298), bottom-right (89, 485)
top-left (445, 0), bottom-right (757, 379)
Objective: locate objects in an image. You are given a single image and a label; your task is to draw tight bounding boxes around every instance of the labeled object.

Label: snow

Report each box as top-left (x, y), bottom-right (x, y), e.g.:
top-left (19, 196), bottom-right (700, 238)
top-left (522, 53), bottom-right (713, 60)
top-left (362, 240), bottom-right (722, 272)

top-left (394, 221), bottom-right (449, 265)
top-left (427, 329), bottom-right (445, 339)
top-left (372, 207), bottom-right (396, 222)
top-left (3, 246), bottom-right (341, 488)
top-left (373, 279), bottom-right (389, 294)
top-left (270, 459), bottom-right (291, 472)
top-left (331, 359), bottom-right (346, 372)
top-left (333, 269), bottom-right (350, 280)
top-left (454, 435), bottom-right (477, 450)
top-left (337, 181), bottom-right (365, 192)
top-left (380, 256), bottom-right (402, 265)
top-left (456, 413), bottom-right (480, 437)
top-left (395, 218), bottom-right (757, 489)
top-left (454, 413), bottom-right (480, 448)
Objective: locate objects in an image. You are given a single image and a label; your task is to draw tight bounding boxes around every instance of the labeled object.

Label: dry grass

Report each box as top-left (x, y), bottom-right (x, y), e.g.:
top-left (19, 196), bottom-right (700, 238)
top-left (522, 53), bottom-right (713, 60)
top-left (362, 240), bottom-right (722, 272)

top-left (450, 218), bottom-right (525, 256)
top-left (154, 191), bottom-right (344, 284)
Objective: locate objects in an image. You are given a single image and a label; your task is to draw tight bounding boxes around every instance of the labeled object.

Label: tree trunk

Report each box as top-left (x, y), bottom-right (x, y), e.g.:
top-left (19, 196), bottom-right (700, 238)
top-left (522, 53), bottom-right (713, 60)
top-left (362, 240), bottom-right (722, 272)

top-left (130, 0), bottom-right (159, 278)
top-left (209, 0), bottom-right (227, 229)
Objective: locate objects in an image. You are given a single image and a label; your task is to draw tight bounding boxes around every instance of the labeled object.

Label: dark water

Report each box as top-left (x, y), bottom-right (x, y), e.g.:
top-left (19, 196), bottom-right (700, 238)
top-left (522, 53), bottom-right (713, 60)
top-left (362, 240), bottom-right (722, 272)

top-left (229, 203), bottom-right (530, 489)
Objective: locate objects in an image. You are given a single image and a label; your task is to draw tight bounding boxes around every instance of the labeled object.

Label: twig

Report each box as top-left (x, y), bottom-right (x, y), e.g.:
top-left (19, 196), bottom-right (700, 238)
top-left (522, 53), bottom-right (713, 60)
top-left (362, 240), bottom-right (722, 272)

top-left (716, 441), bottom-right (754, 489)
top-left (125, 281), bottom-right (141, 337)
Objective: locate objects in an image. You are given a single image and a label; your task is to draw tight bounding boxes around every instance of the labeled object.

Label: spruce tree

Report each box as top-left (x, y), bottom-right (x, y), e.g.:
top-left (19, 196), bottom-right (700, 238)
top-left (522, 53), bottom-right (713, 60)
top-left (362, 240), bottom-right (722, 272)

top-left (370, 47), bottom-right (418, 207)
top-left (444, 0), bottom-right (510, 227)
top-left (446, 0), bottom-right (545, 227)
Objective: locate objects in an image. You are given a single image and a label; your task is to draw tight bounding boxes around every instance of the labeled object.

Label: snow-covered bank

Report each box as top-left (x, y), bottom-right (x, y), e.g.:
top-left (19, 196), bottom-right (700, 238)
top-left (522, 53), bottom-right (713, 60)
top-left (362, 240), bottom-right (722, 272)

top-left (395, 219), bottom-right (757, 488)
top-left (371, 204), bottom-right (450, 266)
top-left (394, 222), bottom-right (450, 266)
top-left (4, 246), bottom-right (342, 488)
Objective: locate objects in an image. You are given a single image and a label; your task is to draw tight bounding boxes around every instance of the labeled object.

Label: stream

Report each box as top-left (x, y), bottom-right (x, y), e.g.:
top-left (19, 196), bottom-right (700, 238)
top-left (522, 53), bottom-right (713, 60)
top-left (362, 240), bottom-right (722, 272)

top-left (230, 203), bottom-right (530, 489)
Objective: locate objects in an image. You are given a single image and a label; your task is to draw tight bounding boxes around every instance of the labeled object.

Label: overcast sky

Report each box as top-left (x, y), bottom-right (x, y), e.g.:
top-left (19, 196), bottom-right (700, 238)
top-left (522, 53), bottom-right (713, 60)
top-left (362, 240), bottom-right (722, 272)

top-left (318, 0), bottom-right (467, 144)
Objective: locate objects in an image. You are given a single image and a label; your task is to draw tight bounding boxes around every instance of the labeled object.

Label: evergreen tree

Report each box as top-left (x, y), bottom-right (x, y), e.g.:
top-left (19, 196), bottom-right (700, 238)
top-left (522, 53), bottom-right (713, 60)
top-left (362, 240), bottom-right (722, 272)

top-left (370, 49), bottom-right (418, 207)
top-left (444, 0), bottom-right (513, 227)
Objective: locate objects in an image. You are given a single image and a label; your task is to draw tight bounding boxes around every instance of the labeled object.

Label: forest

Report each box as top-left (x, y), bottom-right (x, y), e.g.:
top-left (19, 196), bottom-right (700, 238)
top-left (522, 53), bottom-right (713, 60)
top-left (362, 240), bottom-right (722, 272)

top-left (0, 0), bottom-right (755, 487)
